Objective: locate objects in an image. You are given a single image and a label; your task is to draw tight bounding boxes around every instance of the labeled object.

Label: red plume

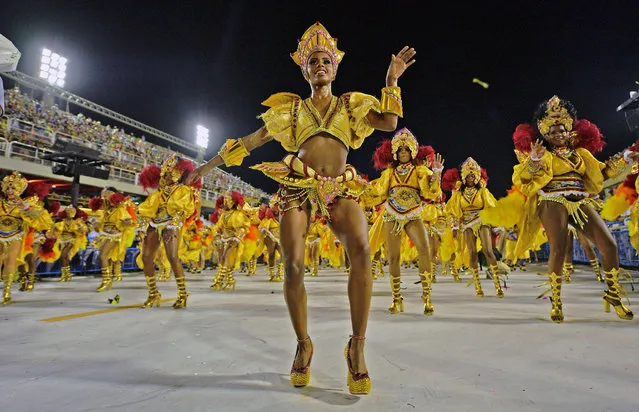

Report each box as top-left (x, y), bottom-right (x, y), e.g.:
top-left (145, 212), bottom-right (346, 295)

top-left (77, 209), bottom-right (88, 221)
top-left (416, 145), bottom-right (435, 165)
top-left (231, 191), bottom-right (245, 207)
top-left (442, 168), bottom-right (461, 191)
top-left (360, 174), bottom-right (369, 182)
top-left (88, 196), bottom-right (103, 211)
top-left (481, 168), bottom-right (489, 184)
top-left (265, 208), bottom-right (275, 219)
top-left (25, 182), bottom-right (52, 201)
top-left (175, 159), bottom-right (202, 189)
top-left (47, 201), bottom-right (61, 214)
top-left (109, 192), bottom-right (127, 206)
top-left (629, 140), bottom-right (639, 153)
top-left (439, 192), bottom-right (447, 203)
top-left (139, 165), bottom-right (161, 191)
top-left (258, 205), bottom-right (267, 220)
top-left (215, 195), bottom-right (225, 210)
top-left (209, 210), bottom-right (220, 224)
top-left (39, 237), bottom-right (57, 258)
top-left (513, 123), bottom-right (537, 153)
top-left (573, 119), bottom-right (605, 153)
top-left (373, 140), bottom-right (394, 171)
top-left (56, 210), bottom-right (68, 220)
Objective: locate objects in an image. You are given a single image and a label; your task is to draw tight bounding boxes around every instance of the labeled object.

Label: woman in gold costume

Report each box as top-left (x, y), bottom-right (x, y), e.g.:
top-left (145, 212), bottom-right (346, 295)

top-left (50, 205), bottom-right (88, 282)
top-left (364, 128), bottom-right (443, 316)
top-left (511, 95), bottom-right (635, 323)
top-left (17, 183), bottom-right (54, 292)
top-left (442, 158), bottom-right (504, 298)
top-left (89, 187), bottom-right (136, 292)
top-left (211, 191), bottom-right (250, 291)
top-left (305, 213), bottom-right (324, 277)
top-left (0, 172), bottom-right (45, 304)
top-left (258, 202), bottom-right (283, 282)
top-left (188, 22), bottom-right (416, 394)
top-left (137, 155), bottom-right (200, 309)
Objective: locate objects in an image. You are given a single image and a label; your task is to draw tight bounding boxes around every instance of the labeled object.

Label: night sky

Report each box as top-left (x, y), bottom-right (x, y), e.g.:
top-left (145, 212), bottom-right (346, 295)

top-left (3, 1), bottom-right (638, 196)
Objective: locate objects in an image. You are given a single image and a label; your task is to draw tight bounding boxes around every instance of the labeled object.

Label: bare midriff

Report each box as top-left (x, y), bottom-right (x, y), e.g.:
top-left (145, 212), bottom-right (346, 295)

top-left (297, 132), bottom-right (348, 177)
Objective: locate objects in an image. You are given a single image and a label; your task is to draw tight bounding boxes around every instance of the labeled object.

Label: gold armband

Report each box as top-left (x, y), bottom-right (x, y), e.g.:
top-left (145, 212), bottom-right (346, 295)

top-left (603, 154), bottom-right (628, 179)
top-left (218, 138), bottom-right (250, 167)
top-left (380, 86), bottom-right (403, 117)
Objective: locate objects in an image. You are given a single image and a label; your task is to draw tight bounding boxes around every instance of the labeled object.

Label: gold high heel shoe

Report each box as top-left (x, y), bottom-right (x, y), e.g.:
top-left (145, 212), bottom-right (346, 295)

top-left (210, 266), bottom-right (226, 290)
top-left (223, 271), bottom-right (236, 291)
top-left (430, 262), bottom-right (437, 283)
top-left (142, 272), bottom-right (161, 308)
top-left (388, 275), bottom-right (404, 314)
top-left (371, 260), bottom-right (379, 280)
top-left (173, 272), bottom-right (189, 309)
top-left (537, 272), bottom-right (563, 323)
top-left (591, 259), bottom-right (603, 283)
top-left (172, 293), bottom-right (189, 309)
top-left (26, 271), bottom-right (36, 291)
top-left (290, 337), bottom-right (313, 387)
top-left (18, 273), bottom-right (27, 292)
top-left (344, 335), bottom-right (371, 395)
top-left (489, 264), bottom-right (504, 298)
top-left (2, 272), bottom-right (14, 305)
top-left (563, 263), bottom-right (573, 284)
top-left (602, 268), bottom-right (633, 320)
top-left (142, 292), bottom-right (162, 308)
top-left (467, 267), bottom-right (484, 297)
top-left (420, 271), bottom-right (434, 316)
top-left (96, 267), bottom-right (113, 292)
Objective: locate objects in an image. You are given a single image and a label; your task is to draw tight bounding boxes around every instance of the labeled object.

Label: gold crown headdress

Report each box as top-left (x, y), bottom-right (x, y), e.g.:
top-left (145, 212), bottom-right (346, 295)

top-left (160, 154), bottom-right (182, 184)
top-left (1, 172), bottom-right (28, 195)
top-left (291, 22), bottom-right (344, 80)
top-left (460, 157), bottom-right (481, 182)
top-left (537, 95), bottom-right (574, 135)
top-left (391, 127), bottom-right (418, 160)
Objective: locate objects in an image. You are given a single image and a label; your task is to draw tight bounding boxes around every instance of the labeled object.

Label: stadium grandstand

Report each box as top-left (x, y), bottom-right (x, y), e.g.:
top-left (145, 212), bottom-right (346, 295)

top-left (0, 71), bottom-right (268, 209)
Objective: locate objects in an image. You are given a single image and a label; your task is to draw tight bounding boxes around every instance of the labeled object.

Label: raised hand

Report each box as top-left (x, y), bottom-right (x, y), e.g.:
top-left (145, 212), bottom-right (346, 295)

top-left (530, 139), bottom-right (546, 160)
top-left (386, 46), bottom-right (416, 83)
top-left (431, 153), bottom-right (444, 171)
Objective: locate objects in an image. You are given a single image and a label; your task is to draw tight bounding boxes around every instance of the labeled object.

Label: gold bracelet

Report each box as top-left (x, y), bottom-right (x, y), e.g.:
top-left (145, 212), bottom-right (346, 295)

top-left (218, 138), bottom-right (250, 167)
top-left (380, 86), bottom-right (403, 117)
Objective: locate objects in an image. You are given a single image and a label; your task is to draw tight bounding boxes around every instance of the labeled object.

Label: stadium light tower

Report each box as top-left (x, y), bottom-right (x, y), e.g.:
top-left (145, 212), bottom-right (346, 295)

top-left (196, 124), bottom-right (209, 149)
top-left (39, 48), bottom-right (67, 88)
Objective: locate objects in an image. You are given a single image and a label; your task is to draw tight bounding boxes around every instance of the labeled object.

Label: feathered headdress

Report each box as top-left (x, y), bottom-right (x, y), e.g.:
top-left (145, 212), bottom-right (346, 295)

top-left (537, 95), bottom-right (574, 135)
top-left (24, 181), bottom-right (52, 201)
top-left (291, 22), bottom-right (344, 80)
top-left (1, 172), bottom-right (28, 195)
top-left (391, 127), bottom-right (418, 160)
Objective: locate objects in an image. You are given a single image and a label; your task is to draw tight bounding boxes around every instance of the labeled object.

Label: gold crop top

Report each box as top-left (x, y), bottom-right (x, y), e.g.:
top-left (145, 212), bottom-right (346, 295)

top-left (259, 92), bottom-right (382, 152)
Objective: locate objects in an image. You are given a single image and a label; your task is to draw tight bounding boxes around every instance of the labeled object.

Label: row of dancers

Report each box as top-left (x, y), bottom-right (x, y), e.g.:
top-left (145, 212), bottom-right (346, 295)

top-left (3, 21), bottom-right (639, 395)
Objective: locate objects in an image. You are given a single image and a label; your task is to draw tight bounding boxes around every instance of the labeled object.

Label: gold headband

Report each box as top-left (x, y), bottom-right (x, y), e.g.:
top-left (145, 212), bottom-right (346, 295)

top-left (160, 154), bottom-right (182, 184)
top-left (1, 172), bottom-right (28, 195)
top-left (461, 157), bottom-right (481, 182)
top-left (391, 127), bottom-right (418, 160)
top-left (291, 22), bottom-right (344, 79)
top-left (537, 95), bottom-right (574, 135)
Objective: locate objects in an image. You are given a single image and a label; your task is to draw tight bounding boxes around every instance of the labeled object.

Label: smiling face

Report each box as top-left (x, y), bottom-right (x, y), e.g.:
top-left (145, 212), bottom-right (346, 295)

top-left (465, 174), bottom-right (477, 187)
top-left (397, 146), bottom-right (412, 164)
top-left (545, 124), bottom-right (570, 148)
top-left (306, 51), bottom-right (334, 86)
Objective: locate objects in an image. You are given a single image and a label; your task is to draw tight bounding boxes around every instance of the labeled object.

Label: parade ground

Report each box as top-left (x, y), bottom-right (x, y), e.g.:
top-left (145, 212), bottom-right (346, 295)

top-left (1, 263), bottom-right (638, 412)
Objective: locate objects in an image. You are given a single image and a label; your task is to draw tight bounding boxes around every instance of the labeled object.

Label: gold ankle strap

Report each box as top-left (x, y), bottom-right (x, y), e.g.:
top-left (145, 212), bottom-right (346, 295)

top-left (297, 336), bottom-right (311, 342)
top-left (350, 335), bottom-right (366, 340)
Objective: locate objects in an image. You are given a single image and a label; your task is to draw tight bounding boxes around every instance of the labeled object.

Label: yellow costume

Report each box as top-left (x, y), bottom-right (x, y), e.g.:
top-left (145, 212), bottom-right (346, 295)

top-left (305, 218), bottom-right (324, 276)
top-left (91, 196), bottom-right (136, 291)
top-left (211, 201), bottom-right (251, 291)
top-left (511, 95), bottom-right (631, 323)
top-left (258, 206), bottom-right (283, 281)
top-left (137, 155), bottom-right (199, 309)
top-left (1, 173), bottom-right (45, 304)
top-left (239, 204), bottom-right (260, 276)
top-left (444, 157), bottom-right (503, 297)
top-left (49, 209), bottom-right (88, 282)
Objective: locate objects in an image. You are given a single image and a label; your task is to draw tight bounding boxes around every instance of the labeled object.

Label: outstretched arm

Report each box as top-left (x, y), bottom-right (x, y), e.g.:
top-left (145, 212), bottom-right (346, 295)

top-left (188, 127), bottom-right (271, 182)
top-left (366, 46), bottom-right (416, 131)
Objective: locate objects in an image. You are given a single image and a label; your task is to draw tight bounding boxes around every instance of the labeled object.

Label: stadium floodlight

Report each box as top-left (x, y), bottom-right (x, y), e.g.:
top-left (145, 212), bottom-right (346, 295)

top-left (39, 48), bottom-right (67, 88)
top-left (196, 124), bottom-right (209, 149)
